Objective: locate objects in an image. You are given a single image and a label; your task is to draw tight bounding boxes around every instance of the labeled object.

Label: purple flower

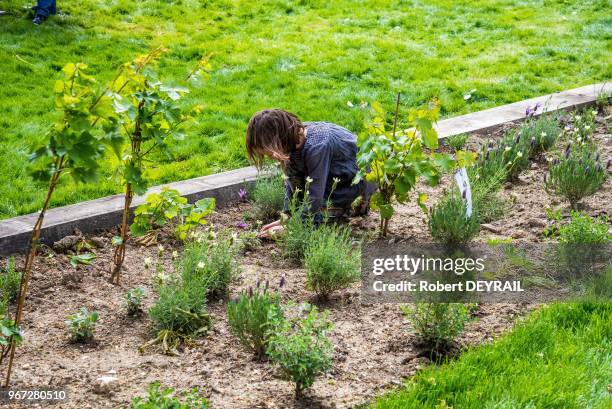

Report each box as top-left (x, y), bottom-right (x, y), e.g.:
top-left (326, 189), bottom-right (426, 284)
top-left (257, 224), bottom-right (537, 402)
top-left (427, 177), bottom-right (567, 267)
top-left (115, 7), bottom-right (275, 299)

top-left (515, 133), bottom-right (521, 144)
top-left (238, 188), bottom-right (247, 201)
top-left (543, 173), bottom-right (547, 184)
top-left (607, 159), bottom-right (611, 170)
top-left (564, 142), bottom-right (571, 159)
top-left (485, 149), bottom-right (491, 161)
top-left (236, 221), bottom-right (248, 229)
top-left (525, 102), bottom-right (541, 117)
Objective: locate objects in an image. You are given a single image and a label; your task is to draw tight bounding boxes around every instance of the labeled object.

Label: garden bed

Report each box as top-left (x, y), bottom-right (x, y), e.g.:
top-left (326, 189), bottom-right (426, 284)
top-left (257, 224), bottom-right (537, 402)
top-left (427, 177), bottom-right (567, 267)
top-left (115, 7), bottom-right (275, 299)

top-left (1, 107), bottom-right (609, 408)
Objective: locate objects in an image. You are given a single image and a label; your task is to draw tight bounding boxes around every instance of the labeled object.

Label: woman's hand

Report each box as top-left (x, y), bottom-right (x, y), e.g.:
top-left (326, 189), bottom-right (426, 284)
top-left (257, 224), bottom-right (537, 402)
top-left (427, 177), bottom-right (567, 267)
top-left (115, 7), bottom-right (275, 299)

top-left (258, 219), bottom-right (284, 239)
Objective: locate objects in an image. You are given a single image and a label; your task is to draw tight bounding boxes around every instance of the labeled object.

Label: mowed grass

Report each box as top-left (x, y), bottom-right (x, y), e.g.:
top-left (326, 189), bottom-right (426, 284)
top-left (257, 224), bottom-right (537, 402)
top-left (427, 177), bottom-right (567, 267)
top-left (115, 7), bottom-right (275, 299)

top-left (0, 0), bottom-right (610, 219)
top-left (372, 302), bottom-right (611, 409)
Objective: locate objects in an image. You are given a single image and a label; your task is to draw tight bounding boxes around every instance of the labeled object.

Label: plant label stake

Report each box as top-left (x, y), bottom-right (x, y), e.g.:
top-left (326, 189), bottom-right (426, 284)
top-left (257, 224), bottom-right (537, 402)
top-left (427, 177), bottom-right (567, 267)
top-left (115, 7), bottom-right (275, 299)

top-left (454, 167), bottom-right (472, 218)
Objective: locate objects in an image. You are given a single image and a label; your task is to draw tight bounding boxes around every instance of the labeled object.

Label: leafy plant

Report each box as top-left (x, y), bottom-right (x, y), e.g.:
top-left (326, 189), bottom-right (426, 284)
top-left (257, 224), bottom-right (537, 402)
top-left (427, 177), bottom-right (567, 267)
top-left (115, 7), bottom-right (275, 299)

top-left (235, 230), bottom-right (261, 253)
top-left (69, 252), bottom-right (97, 268)
top-left (130, 381), bottom-right (209, 409)
top-left (250, 173), bottom-right (285, 223)
top-left (126, 287), bottom-right (146, 316)
top-left (558, 212), bottom-right (610, 244)
top-left (304, 225), bottom-right (361, 299)
top-left (563, 108), bottom-right (597, 142)
top-left (5, 62), bottom-right (112, 383)
top-left (445, 133), bottom-right (469, 152)
top-left (227, 283), bottom-right (283, 359)
top-left (545, 142), bottom-right (607, 209)
top-left (401, 303), bottom-right (470, 353)
top-left (278, 185), bottom-right (316, 263)
top-left (266, 303), bottom-right (333, 398)
top-left (0, 318), bottom-right (22, 361)
top-left (428, 192), bottom-right (480, 247)
top-left (65, 307), bottom-right (99, 343)
top-left (131, 187), bottom-right (215, 241)
top-left (179, 231), bottom-right (239, 299)
top-left (109, 49), bottom-right (211, 284)
top-left (354, 95), bottom-right (473, 236)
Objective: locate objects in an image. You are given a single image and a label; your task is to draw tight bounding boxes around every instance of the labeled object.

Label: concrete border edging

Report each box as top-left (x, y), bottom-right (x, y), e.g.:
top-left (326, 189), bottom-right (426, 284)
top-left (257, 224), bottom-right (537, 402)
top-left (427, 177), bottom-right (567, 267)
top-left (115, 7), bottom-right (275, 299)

top-left (0, 82), bottom-right (609, 255)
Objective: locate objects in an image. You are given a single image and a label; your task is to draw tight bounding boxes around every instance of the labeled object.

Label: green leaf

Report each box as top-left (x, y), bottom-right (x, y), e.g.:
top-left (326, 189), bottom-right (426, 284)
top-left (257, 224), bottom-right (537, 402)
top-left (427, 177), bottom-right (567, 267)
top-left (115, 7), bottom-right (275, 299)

top-left (417, 192), bottom-right (429, 214)
top-left (379, 204), bottom-right (394, 220)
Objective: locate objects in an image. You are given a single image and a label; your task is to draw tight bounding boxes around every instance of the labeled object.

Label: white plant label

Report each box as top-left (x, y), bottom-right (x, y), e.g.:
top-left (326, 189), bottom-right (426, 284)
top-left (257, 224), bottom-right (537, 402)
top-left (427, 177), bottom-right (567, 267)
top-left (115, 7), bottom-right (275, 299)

top-left (454, 167), bottom-right (472, 218)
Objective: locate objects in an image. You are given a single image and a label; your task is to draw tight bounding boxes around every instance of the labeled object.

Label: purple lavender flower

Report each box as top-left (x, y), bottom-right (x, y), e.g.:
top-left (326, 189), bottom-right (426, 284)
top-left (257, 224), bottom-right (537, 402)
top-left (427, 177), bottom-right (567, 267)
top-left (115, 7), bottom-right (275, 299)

top-left (525, 102), bottom-right (541, 117)
top-left (543, 173), bottom-right (547, 184)
top-left (607, 159), bottom-right (611, 170)
top-left (238, 188), bottom-right (247, 201)
top-left (248, 286), bottom-right (253, 298)
top-left (236, 221), bottom-right (248, 229)
top-left (564, 142), bottom-right (571, 159)
top-left (485, 149), bottom-right (491, 161)
top-left (515, 133), bottom-right (521, 144)
top-left (279, 274), bottom-right (286, 288)
top-left (553, 158), bottom-right (559, 166)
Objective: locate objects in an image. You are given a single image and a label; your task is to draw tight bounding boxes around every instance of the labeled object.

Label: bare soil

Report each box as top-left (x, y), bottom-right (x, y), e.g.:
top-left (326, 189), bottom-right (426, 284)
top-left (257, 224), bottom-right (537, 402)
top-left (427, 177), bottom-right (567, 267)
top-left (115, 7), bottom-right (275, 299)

top-left (1, 109), bottom-right (610, 408)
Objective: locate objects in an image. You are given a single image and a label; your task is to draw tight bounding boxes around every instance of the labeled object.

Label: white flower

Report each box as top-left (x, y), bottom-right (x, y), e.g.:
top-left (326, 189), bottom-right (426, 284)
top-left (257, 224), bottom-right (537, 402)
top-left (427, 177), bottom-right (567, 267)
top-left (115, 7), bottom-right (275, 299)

top-left (592, 110), bottom-right (597, 116)
top-left (197, 261), bottom-right (205, 269)
top-left (158, 244), bottom-right (164, 252)
top-left (584, 125), bottom-right (590, 130)
top-left (516, 151), bottom-right (523, 158)
top-left (144, 257), bottom-right (152, 269)
top-left (504, 146), bottom-right (511, 152)
top-left (332, 177), bottom-right (340, 184)
top-left (577, 137), bottom-right (582, 143)
top-left (575, 115), bottom-right (581, 121)
top-left (305, 176), bottom-right (313, 184)
top-left (172, 250), bottom-right (178, 260)
top-left (541, 132), bottom-right (547, 137)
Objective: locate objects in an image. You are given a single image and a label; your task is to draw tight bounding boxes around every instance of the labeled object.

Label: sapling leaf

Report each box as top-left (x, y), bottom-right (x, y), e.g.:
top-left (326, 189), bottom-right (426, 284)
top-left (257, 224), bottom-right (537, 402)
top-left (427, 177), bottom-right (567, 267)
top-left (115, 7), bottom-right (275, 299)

top-left (70, 252), bottom-right (97, 268)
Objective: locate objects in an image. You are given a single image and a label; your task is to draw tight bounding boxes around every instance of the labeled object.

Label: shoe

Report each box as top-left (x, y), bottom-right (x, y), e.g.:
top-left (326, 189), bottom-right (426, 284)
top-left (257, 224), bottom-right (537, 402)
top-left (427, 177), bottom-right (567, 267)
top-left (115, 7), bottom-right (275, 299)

top-left (32, 15), bottom-right (46, 25)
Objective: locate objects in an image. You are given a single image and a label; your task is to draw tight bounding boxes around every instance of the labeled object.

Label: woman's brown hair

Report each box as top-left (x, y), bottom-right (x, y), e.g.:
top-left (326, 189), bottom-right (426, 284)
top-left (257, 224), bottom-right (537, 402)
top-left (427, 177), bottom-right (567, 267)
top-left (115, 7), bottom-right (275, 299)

top-left (246, 109), bottom-right (304, 168)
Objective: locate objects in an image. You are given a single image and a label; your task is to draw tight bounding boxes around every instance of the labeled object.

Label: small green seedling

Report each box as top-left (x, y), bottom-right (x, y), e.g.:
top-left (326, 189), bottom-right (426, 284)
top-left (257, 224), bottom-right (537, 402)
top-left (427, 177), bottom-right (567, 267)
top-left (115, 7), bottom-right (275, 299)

top-left (66, 307), bottom-right (99, 343)
top-left (125, 287), bottom-right (146, 316)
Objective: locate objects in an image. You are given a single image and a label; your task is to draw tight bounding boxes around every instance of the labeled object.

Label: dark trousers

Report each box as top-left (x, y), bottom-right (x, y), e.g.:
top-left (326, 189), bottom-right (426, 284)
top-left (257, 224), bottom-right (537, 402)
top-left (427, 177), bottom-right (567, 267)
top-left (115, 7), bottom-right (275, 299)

top-left (34, 0), bottom-right (56, 17)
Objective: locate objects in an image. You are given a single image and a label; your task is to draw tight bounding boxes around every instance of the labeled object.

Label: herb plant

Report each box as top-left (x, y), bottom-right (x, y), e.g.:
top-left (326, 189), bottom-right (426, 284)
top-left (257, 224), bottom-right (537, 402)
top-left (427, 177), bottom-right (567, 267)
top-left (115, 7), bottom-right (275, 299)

top-left (130, 381), bottom-right (209, 409)
top-left (401, 303), bottom-right (470, 353)
top-left (428, 192), bottom-right (480, 247)
top-left (558, 212), bottom-right (610, 244)
top-left (304, 225), bottom-right (361, 299)
top-left (66, 307), bottom-right (99, 343)
top-left (445, 133), bottom-right (469, 152)
top-left (0, 258), bottom-right (21, 315)
top-left (266, 303), bottom-right (333, 398)
top-left (126, 287), bottom-right (146, 316)
top-left (227, 283), bottom-right (283, 359)
top-left (545, 143), bottom-right (607, 209)
top-left (250, 173), bottom-right (285, 223)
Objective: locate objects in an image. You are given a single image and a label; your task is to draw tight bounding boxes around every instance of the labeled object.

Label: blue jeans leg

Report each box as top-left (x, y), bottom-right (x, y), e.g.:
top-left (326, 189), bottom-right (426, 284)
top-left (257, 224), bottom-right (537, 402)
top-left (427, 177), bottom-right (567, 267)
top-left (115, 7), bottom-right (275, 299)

top-left (34, 0), bottom-right (56, 17)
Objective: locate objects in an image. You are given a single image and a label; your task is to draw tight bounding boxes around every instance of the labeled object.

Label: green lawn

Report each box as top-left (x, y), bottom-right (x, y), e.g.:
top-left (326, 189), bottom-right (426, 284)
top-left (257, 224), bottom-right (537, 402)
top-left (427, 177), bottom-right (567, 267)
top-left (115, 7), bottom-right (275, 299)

top-left (0, 0), bottom-right (610, 219)
top-left (372, 302), bottom-right (611, 409)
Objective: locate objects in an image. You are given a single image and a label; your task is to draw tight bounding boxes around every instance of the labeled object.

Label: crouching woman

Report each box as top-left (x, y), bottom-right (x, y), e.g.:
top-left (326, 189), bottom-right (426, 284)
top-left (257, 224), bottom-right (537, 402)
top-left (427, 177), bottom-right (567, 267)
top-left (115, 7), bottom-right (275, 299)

top-left (246, 109), bottom-right (374, 238)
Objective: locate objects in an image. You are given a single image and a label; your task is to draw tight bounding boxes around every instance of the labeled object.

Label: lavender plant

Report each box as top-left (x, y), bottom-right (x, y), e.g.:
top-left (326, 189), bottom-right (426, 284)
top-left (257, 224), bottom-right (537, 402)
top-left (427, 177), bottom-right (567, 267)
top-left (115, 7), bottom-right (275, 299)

top-left (428, 191), bottom-right (480, 247)
top-left (304, 224), bottom-right (361, 299)
top-left (545, 142), bottom-right (607, 209)
top-left (227, 282), bottom-right (283, 359)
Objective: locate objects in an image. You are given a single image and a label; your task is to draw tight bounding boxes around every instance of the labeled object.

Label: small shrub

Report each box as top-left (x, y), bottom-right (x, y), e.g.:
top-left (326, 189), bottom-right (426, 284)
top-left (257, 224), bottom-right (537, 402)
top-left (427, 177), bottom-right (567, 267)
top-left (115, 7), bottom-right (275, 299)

top-left (147, 282), bottom-right (211, 355)
top-left (279, 210), bottom-right (315, 264)
top-left (304, 225), bottom-right (361, 298)
top-left (125, 287), bottom-right (145, 316)
top-left (500, 130), bottom-right (531, 180)
top-left (545, 143), bottom-right (607, 209)
top-left (236, 230), bottom-right (261, 253)
top-left (179, 231), bottom-right (239, 299)
top-left (428, 193), bottom-right (480, 247)
top-left (470, 141), bottom-right (510, 188)
top-left (520, 113), bottom-right (561, 155)
top-left (66, 307), bottom-right (98, 343)
top-left (130, 381), bottom-right (209, 409)
top-left (250, 174), bottom-right (285, 223)
top-left (563, 108), bottom-right (597, 142)
top-left (445, 133), bottom-right (469, 152)
top-left (227, 284), bottom-right (283, 359)
top-left (401, 303), bottom-right (470, 352)
top-left (266, 303), bottom-right (333, 398)
top-left (0, 257), bottom-right (21, 314)
top-left (559, 212), bottom-right (610, 244)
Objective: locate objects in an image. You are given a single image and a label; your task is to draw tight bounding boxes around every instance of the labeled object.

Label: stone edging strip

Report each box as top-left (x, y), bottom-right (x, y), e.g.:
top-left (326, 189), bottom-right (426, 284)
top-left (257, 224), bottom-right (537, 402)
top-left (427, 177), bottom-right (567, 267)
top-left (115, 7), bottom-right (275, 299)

top-left (0, 82), bottom-right (608, 255)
